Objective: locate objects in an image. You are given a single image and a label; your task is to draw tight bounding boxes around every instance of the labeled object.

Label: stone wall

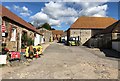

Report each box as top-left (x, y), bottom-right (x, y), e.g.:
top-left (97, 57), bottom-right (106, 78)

top-left (80, 29), bottom-right (91, 44)
top-left (69, 29), bottom-right (91, 45)
top-left (38, 28), bottom-right (53, 42)
top-left (2, 18), bottom-right (35, 52)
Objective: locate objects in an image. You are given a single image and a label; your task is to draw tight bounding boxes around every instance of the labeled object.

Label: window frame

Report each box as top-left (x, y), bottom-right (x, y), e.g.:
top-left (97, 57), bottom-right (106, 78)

top-left (10, 27), bottom-right (17, 41)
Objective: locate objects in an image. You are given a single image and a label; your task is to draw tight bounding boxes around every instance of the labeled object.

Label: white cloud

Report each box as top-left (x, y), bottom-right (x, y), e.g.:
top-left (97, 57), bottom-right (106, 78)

top-left (13, 5), bottom-right (20, 11)
top-left (30, 12), bottom-right (49, 27)
top-left (20, 13), bottom-right (30, 17)
top-left (49, 19), bottom-right (60, 26)
top-left (22, 6), bottom-right (29, 12)
top-left (5, 6), bottom-right (10, 10)
top-left (79, 3), bottom-right (108, 17)
top-left (30, 12), bottom-right (60, 27)
top-left (30, 12), bottom-right (48, 22)
top-left (13, 5), bottom-right (32, 17)
top-left (61, 17), bottom-right (78, 25)
top-left (30, 1), bottom-right (109, 27)
top-left (42, 1), bottom-right (78, 19)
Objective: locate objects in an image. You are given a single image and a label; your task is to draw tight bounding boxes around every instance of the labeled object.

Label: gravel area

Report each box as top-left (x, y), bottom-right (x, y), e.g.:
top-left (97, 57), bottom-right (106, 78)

top-left (2, 42), bottom-right (118, 79)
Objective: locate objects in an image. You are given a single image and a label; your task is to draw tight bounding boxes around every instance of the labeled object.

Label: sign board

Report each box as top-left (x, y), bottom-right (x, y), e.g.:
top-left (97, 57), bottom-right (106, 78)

top-left (11, 52), bottom-right (20, 59)
top-left (2, 32), bottom-right (5, 37)
top-left (0, 55), bottom-right (7, 64)
top-left (2, 32), bottom-right (8, 37)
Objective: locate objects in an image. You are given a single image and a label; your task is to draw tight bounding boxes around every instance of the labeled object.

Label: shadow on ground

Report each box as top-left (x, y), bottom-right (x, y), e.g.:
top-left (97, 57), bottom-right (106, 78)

top-left (100, 49), bottom-right (120, 59)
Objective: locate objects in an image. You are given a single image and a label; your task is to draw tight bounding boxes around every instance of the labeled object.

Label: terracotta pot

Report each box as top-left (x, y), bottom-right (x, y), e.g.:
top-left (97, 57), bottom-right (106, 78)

top-left (21, 49), bottom-right (25, 52)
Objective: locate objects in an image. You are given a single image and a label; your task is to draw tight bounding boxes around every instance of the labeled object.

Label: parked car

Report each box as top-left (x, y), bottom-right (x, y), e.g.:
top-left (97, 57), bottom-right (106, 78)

top-left (68, 37), bottom-right (80, 46)
top-left (24, 45), bottom-right (43, 59)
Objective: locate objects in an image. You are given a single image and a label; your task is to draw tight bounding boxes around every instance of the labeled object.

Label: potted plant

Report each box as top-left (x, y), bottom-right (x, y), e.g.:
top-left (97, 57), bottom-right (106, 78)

top-left (27, 37), bottom-right (34, 46)
top-left (21, 34), bottom-right (28, 52)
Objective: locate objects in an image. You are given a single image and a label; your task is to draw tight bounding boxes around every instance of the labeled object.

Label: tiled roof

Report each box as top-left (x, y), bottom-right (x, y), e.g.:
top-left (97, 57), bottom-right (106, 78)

top-left (100, 20), bottom-right (120, 34)
top-left (51, 30), bottom-right (64, 35)
top-left (70, 16), bottom-right (117, 29)
top-left (0, 5), bottom-right (41, 35)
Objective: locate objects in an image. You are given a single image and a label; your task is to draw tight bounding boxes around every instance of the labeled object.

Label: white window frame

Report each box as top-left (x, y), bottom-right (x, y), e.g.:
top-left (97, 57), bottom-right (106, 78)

top-left (10, 28), bottom-right (16, 41)
top-left (117, 33), bottom-right (120, 39)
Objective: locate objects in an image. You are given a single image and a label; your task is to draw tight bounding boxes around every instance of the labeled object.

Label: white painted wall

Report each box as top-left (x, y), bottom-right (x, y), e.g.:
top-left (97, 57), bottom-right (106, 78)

top-left (65, 36), bottom-right (67, 41)
top-left (41, 36), bottom-right (44, 44)
top-left (34, 34), bottom-right (40, 46)
top-left (61, 36), bottom-right (67, 41)
top-left (112, 42), bottom-right (120, 52)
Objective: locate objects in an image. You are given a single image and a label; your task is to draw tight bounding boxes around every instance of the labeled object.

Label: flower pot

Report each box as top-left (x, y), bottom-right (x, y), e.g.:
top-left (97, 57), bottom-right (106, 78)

top-left (21, 49), bottom-right (25, 52)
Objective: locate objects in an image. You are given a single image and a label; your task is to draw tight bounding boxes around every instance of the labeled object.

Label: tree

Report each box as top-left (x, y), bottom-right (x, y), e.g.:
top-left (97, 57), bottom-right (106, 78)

top-left (27, 37), bottom-right (34, 46)
top-left (51, 28), bottom-right (55, 30)
top-left (21, 34), bottom-right (28, 49)
top-left (28, 22), bottom-right (34, 26)
top-left (42, 23), bottom-right (51, 30)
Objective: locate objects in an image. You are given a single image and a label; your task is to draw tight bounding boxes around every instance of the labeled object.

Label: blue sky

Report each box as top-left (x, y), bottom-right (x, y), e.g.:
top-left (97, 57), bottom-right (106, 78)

top-left (2, 2), bottom-right (119, 31)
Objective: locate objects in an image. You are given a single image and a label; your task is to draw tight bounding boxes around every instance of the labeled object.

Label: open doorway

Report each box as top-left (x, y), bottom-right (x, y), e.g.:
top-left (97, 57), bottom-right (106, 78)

top-left (21, 31), bottom-right (27, 49)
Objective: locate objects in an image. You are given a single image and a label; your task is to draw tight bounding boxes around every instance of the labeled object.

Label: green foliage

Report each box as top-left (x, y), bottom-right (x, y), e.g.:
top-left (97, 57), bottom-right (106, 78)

top-left (21, 34), bottom-right (28, 42)
top-left (42, 23), bottom-right (51, 30)
top-left (27, 37), bottom-right (34, 46)
top-left (51, 28), bottom-right (55, 30)
top-left (21, 44), bottom-right (25, 49)
top-left (21, 34), bottom-right (28, 49)
top-left (21, 34), bottom-right (34, 48)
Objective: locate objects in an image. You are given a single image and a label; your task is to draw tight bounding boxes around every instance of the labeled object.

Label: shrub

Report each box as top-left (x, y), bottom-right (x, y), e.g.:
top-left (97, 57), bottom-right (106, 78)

top-left (27, 37), bottom-right (34, 46)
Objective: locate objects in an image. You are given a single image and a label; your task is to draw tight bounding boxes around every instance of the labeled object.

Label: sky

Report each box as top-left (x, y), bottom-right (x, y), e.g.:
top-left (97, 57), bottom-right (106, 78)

top-left (2, 1), bottom-right (119, 31)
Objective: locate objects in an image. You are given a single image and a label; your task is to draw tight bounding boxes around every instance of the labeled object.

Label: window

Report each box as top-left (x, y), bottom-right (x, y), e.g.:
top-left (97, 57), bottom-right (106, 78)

top-left (10, 28), bottom-right (16, 41)
top-left (117, 33), bottom-right (120, 39)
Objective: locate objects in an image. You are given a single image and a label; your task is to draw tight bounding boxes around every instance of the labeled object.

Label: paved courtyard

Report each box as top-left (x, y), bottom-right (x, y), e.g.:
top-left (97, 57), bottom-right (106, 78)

top-left (2, 42), bottom-right (118, 79)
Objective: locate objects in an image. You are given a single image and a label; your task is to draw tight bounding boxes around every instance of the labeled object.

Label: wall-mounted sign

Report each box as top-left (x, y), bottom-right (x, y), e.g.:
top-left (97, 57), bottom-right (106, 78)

top-left (2, 32), bottom-right (8, 37)
top-left (2, 33), bottom-right (5, 36)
